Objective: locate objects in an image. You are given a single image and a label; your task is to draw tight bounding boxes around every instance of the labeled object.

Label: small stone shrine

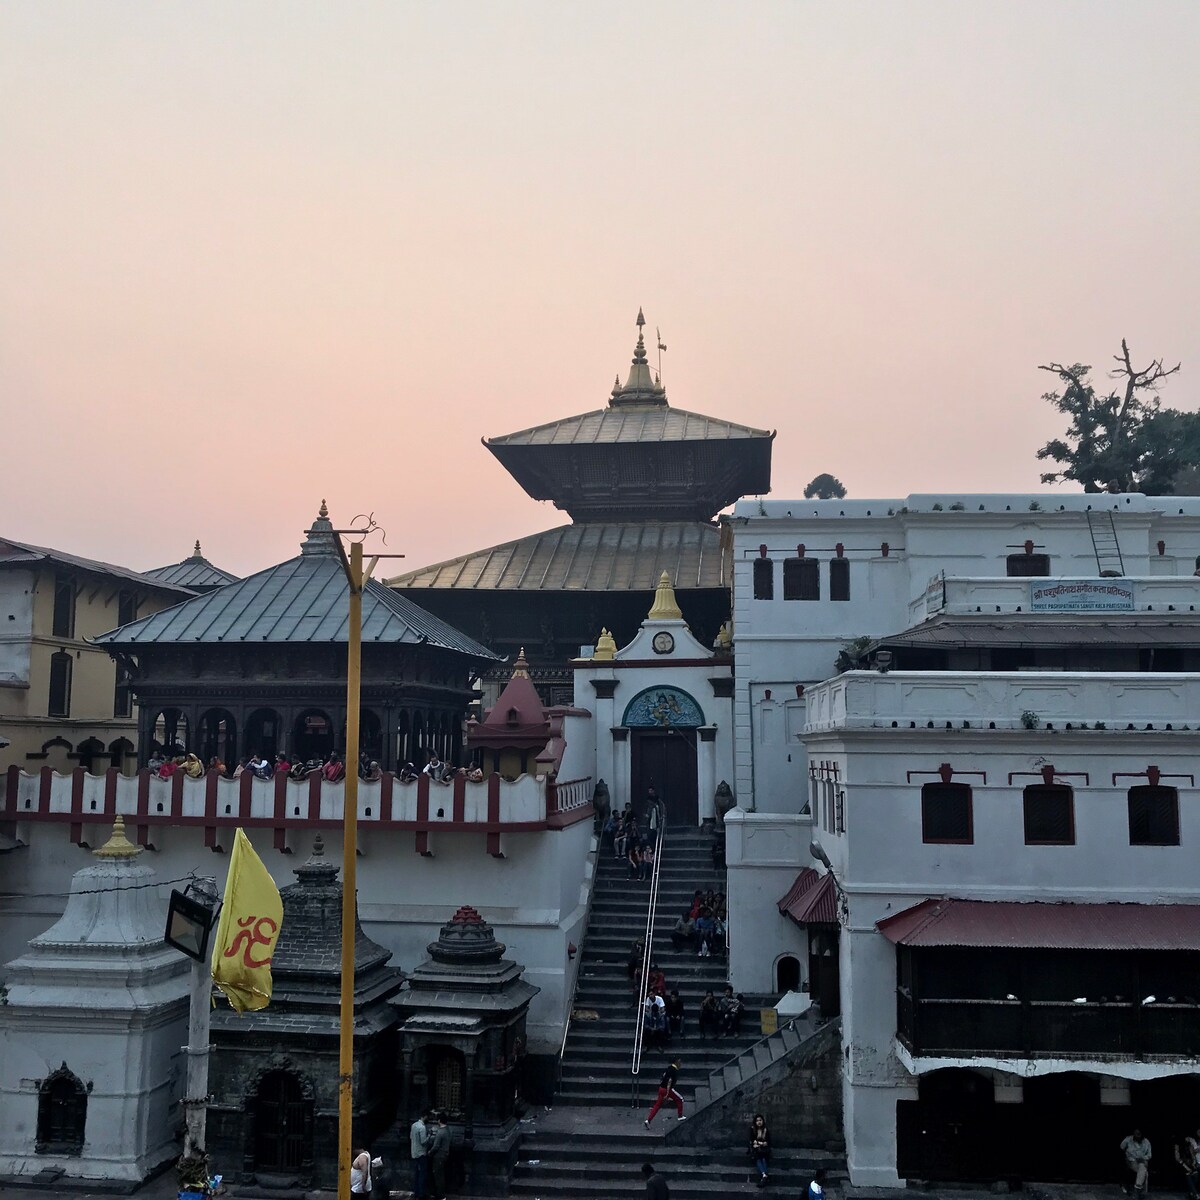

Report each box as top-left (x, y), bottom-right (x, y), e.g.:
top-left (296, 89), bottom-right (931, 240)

top-left (0, 816), bottom-right (189, 1183)
top-left (206, 836), bottom-right (403, 1189)
top-left (465, 649), bottom-right (551, 777)
top-left (393, 906), bottom-right (539, 1195)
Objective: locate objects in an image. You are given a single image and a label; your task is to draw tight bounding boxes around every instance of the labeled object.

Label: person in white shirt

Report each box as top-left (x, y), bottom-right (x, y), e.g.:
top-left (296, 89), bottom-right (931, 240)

top-left (350, 1148), bottom-right (380, 1195)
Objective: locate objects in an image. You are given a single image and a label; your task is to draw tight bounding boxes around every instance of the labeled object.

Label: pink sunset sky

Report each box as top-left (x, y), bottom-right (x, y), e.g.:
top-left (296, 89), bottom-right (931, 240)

top-left (2, 2), bottom-right (1198, 579)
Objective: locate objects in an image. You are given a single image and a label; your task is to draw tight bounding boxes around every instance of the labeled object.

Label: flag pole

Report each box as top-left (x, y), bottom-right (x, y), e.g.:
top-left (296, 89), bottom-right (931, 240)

top-left (338, 539), bottom-right (363, 1200)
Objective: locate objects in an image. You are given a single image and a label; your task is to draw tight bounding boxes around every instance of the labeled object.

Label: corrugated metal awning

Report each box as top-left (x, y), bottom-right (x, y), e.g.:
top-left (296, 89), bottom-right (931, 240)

top-left (877, 898), bottom-right (1200, 951)
top-left (778, 868), bottom-right (838, 926)
top-left (879, 616), bottom-right (1200, 649)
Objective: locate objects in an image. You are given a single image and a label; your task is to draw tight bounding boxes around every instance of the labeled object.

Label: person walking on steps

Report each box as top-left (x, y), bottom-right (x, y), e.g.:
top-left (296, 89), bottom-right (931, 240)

top-left (808, 1168), bottom-right (826, 1200)
top-left (642, 1161), bottom-right (669, 1199)
top-left (749, 1113), bottom-right (770, 1187)
top-left (644, 1058), bottom-right (685, 1128)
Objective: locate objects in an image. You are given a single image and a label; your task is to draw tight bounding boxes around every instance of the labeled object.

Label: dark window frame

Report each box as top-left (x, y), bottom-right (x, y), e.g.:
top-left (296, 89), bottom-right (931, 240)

top-left (1022, 783), bottom-right (1075, 845)
top-left (117, 590), bottom-right (138, 626)
top-left (783, 557), bottom-right (820, 601)
top-left (1127, 785), bottom-right (1180, 847)
top-left (752, 558), bottom-right (774, 600)
top-left (829, 557), bottom-right (850, 601)
top-left (48, 651), bottom-right (73, 719)
top-left (921, 781), bottom-right (974, 844)
top-left (52, 575), bottom-right (76, 638)
top-left (36, 1066), bottom-right (87, 1156)
top-left (1006, 553), bottom-right (1051, 578)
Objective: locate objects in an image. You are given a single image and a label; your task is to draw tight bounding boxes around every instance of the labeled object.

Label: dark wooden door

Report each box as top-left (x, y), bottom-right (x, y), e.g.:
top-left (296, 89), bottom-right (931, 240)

top-left (254, 1071), bottom-right (307, 1172)
top-left (631, 730), bottom-right (697, 824)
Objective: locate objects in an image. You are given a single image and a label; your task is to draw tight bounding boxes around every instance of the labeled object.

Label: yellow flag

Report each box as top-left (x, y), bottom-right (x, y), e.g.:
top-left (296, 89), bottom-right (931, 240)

top-left (211, 828), bottom-right (284, 1013)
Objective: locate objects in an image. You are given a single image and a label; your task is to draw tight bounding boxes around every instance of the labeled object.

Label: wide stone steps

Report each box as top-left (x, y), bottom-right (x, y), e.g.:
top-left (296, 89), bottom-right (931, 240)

top-left (558, 825), bottom-right (761, 1103)
top-left (509, 1125), bottom-right (844, 1199)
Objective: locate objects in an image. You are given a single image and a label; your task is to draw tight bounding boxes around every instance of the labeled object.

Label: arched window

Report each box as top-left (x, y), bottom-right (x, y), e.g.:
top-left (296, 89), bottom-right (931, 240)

top-left (921, 782), bottom-right (973, 844)
top-left (37, 1065), bottom-right (87, 1155)
top-left (52, 576), bottom-right (76, 638)
top-left (1023, 783), bottom-right (1075, 845)
top-left (776, 954), bottom-right (802, 993)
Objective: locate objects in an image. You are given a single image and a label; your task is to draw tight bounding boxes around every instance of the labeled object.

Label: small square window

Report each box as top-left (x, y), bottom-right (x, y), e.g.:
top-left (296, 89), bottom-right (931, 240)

top-left (921, 782), bottom-right (973, 843)
top-left (783, 558), bottom-right (819, 601)
top-left (1006, 553), bottom-right (1051, 577)
top-left (753, 558), bottom-right (774, 600)
top-left (1128, 786), bottom-right (1180, 846)
top-left (1023, 784), bottom-right (1075, 845)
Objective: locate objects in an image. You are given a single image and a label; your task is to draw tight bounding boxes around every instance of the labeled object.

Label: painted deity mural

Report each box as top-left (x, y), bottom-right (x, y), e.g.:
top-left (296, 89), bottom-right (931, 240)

top-left (622, 686), bottom-right (704, 728)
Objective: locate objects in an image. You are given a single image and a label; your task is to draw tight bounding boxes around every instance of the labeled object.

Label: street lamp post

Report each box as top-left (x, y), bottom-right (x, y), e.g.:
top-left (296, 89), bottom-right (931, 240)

top-left (164, 877), bottom-right (220, 1158)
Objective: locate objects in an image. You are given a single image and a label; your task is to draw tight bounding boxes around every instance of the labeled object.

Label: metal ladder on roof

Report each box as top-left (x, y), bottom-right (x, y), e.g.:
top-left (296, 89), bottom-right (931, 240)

top-left (1086, 508), bottom-right (1126, 577)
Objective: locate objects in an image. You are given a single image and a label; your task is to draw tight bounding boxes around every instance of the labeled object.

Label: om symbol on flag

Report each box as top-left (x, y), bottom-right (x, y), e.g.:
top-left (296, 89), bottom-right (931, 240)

top-left (224, 915), bottom-right (279, 968)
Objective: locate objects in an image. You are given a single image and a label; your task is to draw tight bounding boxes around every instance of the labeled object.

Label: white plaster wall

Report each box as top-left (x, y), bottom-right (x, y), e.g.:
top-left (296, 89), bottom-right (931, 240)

top-left (724, 810), bottom-right (812, 993)
top-left (0, 818), bottom-right (595, 1057)
top-left (0, 570), bottom-right (34, 685)
top-left (0, 1002), bottom-right (187, 1180)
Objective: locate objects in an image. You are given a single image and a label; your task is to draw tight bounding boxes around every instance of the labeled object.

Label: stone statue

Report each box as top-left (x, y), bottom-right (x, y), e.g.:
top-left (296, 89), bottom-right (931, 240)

top-left (592, 779), bottom-right (611, 831)
top-left (714, 780), bottom-right (735, 824)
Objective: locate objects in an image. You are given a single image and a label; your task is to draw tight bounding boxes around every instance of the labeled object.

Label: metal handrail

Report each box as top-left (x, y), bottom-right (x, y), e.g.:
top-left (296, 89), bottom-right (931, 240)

top-left (556, 824), bottom-right (603, 1092)
top-left (629, 805), bottom-right (666, 1106)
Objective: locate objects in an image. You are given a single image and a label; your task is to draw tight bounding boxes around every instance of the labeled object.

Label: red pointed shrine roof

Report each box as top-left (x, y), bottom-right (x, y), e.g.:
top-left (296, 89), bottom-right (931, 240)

top-left (467, 649), bottom-right (551, 752)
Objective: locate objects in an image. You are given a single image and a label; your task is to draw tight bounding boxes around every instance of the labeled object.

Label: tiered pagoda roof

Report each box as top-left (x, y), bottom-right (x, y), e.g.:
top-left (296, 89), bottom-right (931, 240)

top-left (481, 309), bottom-right (773, 524)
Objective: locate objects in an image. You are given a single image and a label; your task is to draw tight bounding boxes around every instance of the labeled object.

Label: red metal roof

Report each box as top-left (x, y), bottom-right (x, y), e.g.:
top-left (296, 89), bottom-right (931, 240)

top-left (877, 898), bottom-right (1200, 951)
top-left (778, 868), bottom-right (839, 926)
top-left (777, 867), bottom-right (819, 915)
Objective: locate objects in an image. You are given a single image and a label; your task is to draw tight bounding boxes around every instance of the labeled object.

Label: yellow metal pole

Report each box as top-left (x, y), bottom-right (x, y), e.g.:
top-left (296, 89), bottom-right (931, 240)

top-left (338, 540), bottom-right (363, 1200)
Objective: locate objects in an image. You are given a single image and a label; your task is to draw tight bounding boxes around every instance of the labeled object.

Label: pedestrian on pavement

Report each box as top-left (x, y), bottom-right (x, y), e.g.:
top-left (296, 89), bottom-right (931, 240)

top-left (808, 1168), bottom-right (826, 1200)
top-left (410, 1109), bottom-right (431, 1199)
top-left (428, 1113), bottom-right (451, 1200)
top-left (749, 1113), bottom-right (770, 1187)
top-left (1122, 1128), bottom-right (1152, 1198)
top-left (642, 1161), bottom-right (669, 1199)
top-left (1174, 1129), bottom-right (1199, 1199)
top-left (350, 1147), bottom-right (381, 1196)
top-left (644, 1058), bottom-right (685, 1128)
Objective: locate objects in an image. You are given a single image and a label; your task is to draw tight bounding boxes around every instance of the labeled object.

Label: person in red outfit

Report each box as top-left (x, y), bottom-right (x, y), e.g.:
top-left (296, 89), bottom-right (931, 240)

top-left (643, 1059), bottom-right (685, 1128)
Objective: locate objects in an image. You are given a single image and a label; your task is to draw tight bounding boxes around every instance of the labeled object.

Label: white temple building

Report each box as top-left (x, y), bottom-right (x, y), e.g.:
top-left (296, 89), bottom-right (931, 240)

top-left (0, 816), bottom-right (190, 1182)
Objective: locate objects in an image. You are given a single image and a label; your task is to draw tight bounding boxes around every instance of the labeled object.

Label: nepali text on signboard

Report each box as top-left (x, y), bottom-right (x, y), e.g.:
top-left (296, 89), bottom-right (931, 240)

top-left (1029, 579), bottom-right (1136, 612)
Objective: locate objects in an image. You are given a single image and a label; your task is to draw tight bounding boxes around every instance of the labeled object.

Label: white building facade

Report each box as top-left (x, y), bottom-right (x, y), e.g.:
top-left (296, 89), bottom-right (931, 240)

top-left (725, 493), bottom-right (1200, 1187)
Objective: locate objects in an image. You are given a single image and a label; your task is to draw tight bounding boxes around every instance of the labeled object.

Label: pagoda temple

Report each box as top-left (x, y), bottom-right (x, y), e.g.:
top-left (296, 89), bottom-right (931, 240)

top-left (390, 312), bottom-right (774, 704)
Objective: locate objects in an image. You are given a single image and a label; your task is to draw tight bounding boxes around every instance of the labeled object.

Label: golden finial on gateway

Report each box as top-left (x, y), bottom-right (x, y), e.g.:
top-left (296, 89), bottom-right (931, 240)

top-left (93, 814), bottom-right (142, 858)
top-left (647, 571), bottom-right (683, 621)
top-left (593, 628), bottom-right (617, 661)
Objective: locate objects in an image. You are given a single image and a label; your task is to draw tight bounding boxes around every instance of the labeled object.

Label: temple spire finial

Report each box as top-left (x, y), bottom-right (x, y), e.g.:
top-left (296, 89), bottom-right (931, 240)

top-left (512, 648), bottom-right (530, 678)
top-left (192, 540), bottom-right (202, 558)
top-left (593, 627), bottom-right (617, 661)
top-left (93, 814), bottom-right (142, 859)
top-left (319, 498), bottom-right (329, 519)
top-left (647, 570), bottom-right (683, 621)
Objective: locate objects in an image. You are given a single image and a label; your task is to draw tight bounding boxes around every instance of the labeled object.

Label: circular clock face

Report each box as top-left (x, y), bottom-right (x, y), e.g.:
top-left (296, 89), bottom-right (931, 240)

top-left (652, 631), bottom-right (675, 655)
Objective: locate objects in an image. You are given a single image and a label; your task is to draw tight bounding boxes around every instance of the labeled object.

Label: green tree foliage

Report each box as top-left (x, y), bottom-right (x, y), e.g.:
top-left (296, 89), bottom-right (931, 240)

top-left (803, 472), bottom-right (847, 499)
top-left (1037, 340), bottom-right (1191, 492)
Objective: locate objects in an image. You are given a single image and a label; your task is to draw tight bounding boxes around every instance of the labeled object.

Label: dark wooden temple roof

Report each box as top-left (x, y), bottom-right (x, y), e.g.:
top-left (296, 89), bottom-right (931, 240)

top-left (144, 540), bottom-right (239, 591)
top-left (95, 504), bottom-right (500, 660)
top-left (486, 405), bottom-right (771, 448)
top-left (482, 314), bottom-right (773, 522)
top-left (389, 521), bottom-right (728, 593)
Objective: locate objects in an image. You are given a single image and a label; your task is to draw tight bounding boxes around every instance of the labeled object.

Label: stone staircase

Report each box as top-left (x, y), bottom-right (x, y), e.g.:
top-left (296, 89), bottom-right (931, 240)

top-left (689, 1014), bottom-right (813, 1112)
top-left (556, 825), bottom-right (774, 1107)
top-left (510, 1115), bottom-right (843, 1198)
